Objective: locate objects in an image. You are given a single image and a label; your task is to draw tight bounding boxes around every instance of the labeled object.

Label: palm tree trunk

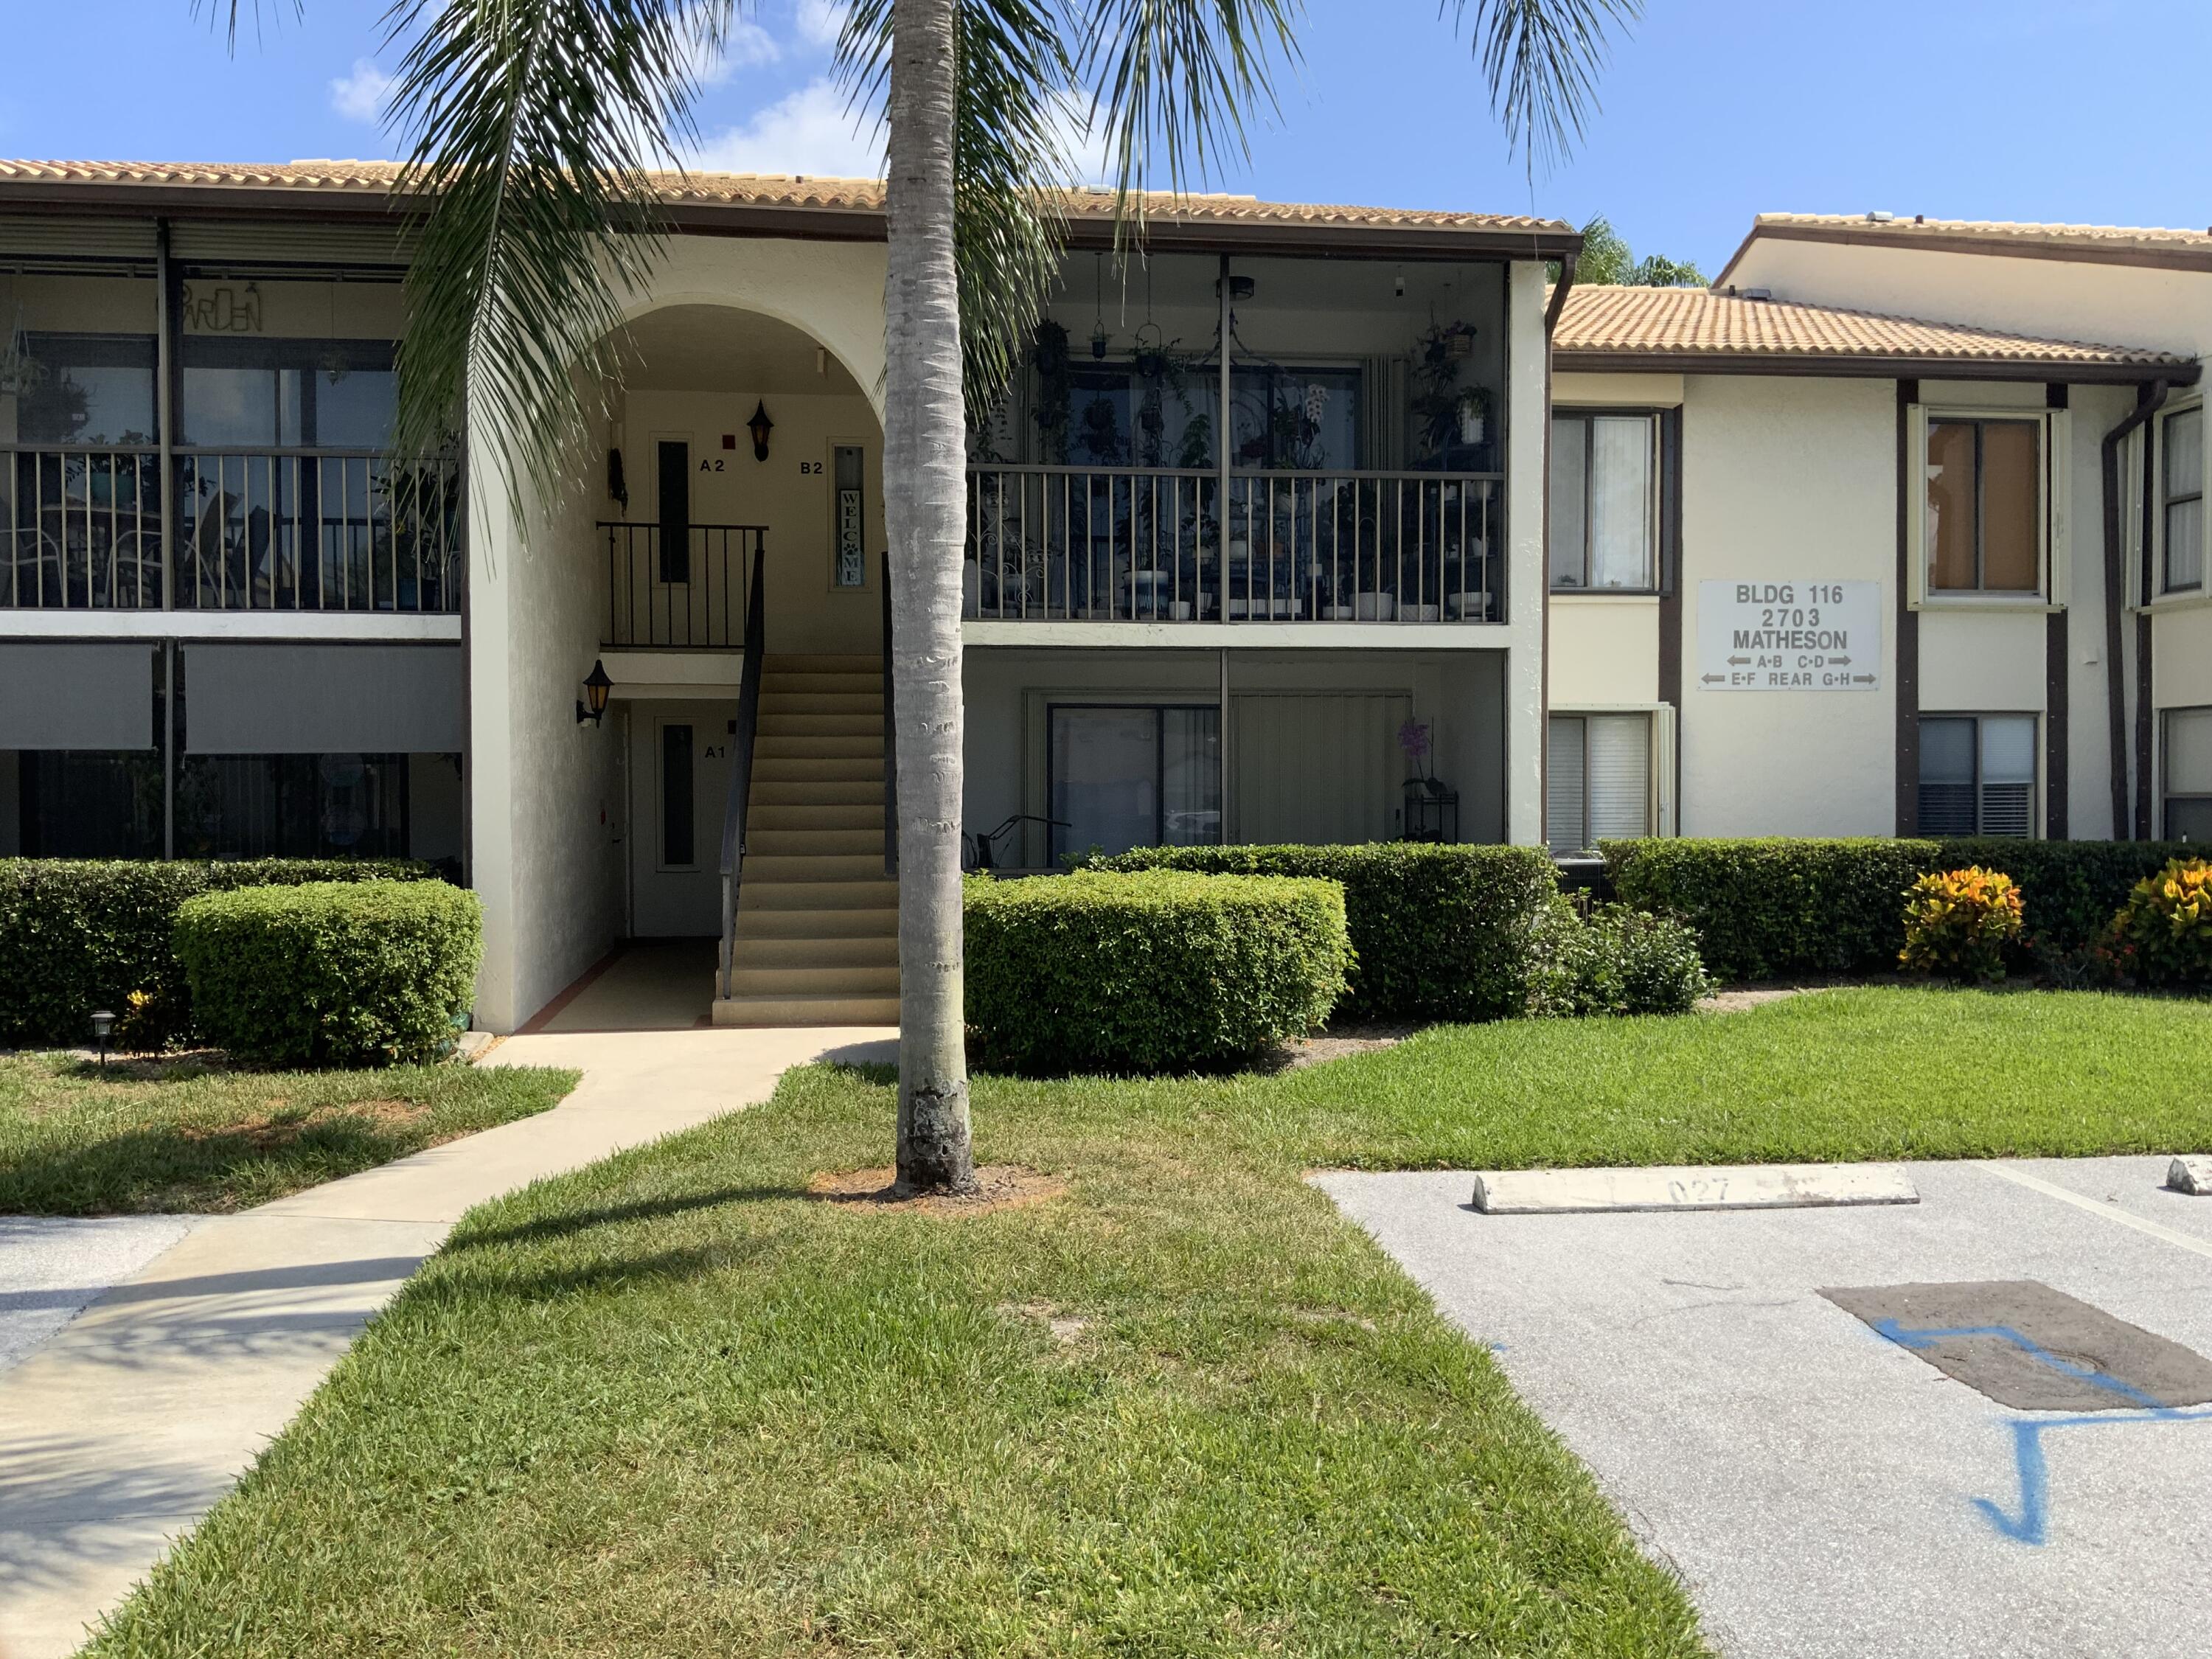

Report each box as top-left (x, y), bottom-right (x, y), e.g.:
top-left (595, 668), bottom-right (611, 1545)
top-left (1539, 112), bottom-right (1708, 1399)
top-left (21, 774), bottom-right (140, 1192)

top-left (883, 0), bottom-right (975, 1193)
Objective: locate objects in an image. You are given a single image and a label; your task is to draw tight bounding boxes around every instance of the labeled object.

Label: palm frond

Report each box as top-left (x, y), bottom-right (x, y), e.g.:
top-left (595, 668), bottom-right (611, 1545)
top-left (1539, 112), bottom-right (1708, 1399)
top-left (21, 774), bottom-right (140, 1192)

top-left (842, 0), bottom-right (1076, 417)
top-left (1449, 0), bottom-right (1640, 175)
top-left (198, 0), bottom-right (303, 52)
top-left (380, 0), bottom-right (732, 512)
top-left (1077, 0), bottom-right (1301, 211)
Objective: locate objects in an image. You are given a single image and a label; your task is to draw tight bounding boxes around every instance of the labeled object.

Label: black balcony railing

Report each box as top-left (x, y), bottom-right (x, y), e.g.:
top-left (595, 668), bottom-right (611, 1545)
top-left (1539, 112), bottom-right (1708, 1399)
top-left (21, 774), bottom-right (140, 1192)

top-left (1, 444), bottom-right (464, 613)
top-left (601, 522), bottom-right (765, 649)
top-left (964, 465), bottom-right (1503, 624)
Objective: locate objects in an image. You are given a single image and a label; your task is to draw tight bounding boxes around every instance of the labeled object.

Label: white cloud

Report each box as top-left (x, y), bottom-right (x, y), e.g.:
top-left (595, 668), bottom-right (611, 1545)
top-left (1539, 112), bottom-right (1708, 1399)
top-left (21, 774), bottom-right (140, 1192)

top-left (794, 0), bottom-right (847, 51)
top-left (692, 19), bottom-right (782, 86)
top-left (329, 58), bottom-right (393, 125)
top-left (1047, 91), bottom-right (1113, 189)
top-left (691, 77), bottom-right (884, 178)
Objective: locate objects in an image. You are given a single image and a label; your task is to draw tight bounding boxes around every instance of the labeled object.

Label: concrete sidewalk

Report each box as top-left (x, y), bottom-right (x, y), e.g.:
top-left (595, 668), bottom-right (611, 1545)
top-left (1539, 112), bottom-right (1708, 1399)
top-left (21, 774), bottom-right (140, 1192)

top-left (0, 1024), bottom-right (894, 1659)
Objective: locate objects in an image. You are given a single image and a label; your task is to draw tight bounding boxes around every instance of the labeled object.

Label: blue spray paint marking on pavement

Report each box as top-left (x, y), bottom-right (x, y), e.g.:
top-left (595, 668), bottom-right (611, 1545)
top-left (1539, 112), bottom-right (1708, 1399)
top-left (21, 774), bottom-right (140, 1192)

top-left (1870, 1317), bottom-right (2212, 1545)
top-left (1871, 1318), bottom-right (2172, 1410)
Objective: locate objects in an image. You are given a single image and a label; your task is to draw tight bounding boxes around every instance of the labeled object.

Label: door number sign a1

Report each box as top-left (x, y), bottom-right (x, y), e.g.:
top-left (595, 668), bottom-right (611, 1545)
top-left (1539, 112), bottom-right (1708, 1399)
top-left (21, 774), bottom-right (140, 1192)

top-left (1695, 580), bottom-right (1882, 691)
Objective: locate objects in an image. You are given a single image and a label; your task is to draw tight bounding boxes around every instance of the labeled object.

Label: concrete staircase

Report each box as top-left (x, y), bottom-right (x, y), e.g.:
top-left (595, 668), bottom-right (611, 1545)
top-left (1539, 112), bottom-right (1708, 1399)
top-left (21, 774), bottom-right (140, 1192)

top-left (712, 654), bottom-right (900, 1026)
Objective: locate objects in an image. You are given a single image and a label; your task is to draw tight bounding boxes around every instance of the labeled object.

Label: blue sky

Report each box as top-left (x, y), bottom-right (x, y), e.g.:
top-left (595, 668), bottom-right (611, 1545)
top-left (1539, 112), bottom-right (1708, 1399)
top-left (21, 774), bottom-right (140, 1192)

top-left (4, 1), bottom-right (2206, 275)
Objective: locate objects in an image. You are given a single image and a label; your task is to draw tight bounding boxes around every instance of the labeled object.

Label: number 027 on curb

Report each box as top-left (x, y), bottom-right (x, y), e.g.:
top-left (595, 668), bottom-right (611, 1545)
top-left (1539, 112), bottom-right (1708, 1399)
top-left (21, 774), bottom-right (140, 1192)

top-left (1695, 579), bottom-right (1883, 692)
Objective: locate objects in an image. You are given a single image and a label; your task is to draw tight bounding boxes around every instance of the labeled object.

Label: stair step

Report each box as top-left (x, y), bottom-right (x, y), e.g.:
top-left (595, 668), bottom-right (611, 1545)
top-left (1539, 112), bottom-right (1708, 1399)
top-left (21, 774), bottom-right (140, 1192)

top-left (757, 712), bottom-right (884, 739)
top-left (757, 734), bottom-right (883, 760)
top-left (760, 675), bottom-right (882, 699)
top-left (751, 777), bottom-right (885, 805)
top-left (756, 691), bottom-right (883, 716)
top-left (740, 880), bottom-right (901, 911)
top-left (734, 933), bottom-right (899, 967)
top-left (734, 905), bottom-right (898, 937)
top-left (712, 992), bottom-right (901, 1027)
top-left (753, 757), bottom-right (885, 785)
top-left (748, 802), bottom-right (883, 832)
top-left (747, 828), bottom-right (884, 857)
top-left (742, 854), bottom-right (890, 883)
top-left (726, 963), bottom-right (900, 996)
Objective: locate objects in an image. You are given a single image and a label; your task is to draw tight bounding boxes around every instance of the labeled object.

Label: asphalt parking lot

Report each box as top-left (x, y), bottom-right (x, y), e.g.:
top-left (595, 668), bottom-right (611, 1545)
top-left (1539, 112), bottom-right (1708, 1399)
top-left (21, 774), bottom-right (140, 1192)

top-left (1318, 1156), bottom-right (2212, 1659)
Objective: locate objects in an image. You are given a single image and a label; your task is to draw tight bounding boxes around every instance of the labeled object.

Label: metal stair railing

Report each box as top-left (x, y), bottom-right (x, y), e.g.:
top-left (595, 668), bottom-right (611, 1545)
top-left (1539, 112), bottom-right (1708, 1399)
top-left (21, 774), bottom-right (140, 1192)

top-left (716, 529), bottom-right (768, 1000)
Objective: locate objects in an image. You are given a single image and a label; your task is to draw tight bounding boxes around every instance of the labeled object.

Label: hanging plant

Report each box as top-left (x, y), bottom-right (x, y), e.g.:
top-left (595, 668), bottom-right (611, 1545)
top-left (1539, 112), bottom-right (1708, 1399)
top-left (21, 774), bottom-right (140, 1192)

top-left (1030, 319), bottom-right (1072, 464)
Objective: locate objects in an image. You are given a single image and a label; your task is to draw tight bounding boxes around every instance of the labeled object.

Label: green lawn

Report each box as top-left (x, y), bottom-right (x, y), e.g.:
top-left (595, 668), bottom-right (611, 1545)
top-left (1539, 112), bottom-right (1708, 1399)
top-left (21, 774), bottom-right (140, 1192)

top-left (81, 987), bottom-right (2212, 1655)
top-left (0, 1051), bottom-right (579, 1214)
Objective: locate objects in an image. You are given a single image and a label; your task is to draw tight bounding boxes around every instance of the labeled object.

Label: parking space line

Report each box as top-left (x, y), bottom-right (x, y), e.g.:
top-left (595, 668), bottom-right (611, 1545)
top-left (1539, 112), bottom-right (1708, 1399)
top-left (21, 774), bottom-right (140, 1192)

top-left (1975, 1163), bottom-right (2212, 1261)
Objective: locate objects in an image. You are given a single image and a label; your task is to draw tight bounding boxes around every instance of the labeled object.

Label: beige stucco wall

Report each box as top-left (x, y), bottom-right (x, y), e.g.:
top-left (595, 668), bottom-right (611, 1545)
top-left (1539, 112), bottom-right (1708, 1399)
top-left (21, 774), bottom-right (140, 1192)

top-left (617, 387), bottom-right (885, 657)
top-left (1677, 374), bottom-right (1899, 836)
top-left (1724, 238), bottom-right (2212, 360)
top-left (469, 235), bottom-right (888, 1029)
top-left (1548, 596), bottom-right (1660, 706)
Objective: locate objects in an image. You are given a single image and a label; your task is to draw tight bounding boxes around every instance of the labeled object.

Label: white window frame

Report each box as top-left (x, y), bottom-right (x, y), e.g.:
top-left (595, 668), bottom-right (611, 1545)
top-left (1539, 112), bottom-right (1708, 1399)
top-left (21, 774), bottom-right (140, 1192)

top-left (2149, 398), bottom-right (2211, 606)
top-left (1548, 409), bottom-right (1661, 594)
top-left (2161, 704), bottom-right (2212, 842)
top-left (1916, 711), bottom-right (2043, 840)
top-left (1545, 703), bottom-right (1674, 853)
top-left (1906, 404), bottom-right (2069, 611)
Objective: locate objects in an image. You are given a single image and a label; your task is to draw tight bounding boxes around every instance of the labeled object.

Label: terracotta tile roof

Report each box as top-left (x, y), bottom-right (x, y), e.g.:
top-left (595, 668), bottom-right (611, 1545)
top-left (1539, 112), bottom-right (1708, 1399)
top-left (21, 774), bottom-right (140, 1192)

top-left (0, 159), bottom-right (1570, 237)
top-left (1554, 285), bottom-right (2191, 376)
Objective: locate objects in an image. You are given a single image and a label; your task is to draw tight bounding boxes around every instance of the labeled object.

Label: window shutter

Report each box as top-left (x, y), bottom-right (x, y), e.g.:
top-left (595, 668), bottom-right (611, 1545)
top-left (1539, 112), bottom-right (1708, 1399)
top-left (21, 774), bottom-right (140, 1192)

top-left (1585, 714), bottom-right (1652, 842)
top-left (1546, 714), bottom-right (1587, 853)
top-left (2045, 407), bottom-right (2071, 602)
top-left (1904, 403), bottom-right (1930, 606)
top-left (1652, 703), bottom-right (1678, 836)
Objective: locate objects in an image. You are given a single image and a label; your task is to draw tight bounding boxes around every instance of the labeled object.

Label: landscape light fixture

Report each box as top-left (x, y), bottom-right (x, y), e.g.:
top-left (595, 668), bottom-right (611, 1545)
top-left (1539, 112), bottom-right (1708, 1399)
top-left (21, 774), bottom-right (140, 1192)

top-left (89, 1008), bottom-right (114, 1071)
top-left (576, 659), bottom-right (612, 726)
top-left (747, 400), bottom-right (775, 461)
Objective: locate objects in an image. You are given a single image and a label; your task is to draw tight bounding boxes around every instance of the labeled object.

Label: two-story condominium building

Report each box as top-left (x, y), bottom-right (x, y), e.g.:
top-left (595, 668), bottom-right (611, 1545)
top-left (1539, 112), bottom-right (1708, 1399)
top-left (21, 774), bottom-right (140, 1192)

top-left (0, 165), bottom-right (2199, 1032)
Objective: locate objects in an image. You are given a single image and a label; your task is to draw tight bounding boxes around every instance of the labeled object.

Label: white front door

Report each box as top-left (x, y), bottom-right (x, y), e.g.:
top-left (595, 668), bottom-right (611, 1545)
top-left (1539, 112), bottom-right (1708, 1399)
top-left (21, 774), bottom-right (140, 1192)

top-left (628, 701), bottom-right (735, 937)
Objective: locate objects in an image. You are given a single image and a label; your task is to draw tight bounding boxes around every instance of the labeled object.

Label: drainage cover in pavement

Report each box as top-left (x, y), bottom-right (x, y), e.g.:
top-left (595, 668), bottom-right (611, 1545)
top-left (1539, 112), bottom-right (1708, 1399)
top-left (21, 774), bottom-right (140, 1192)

top-left (1820, 1279), bottom-right (2212, 1411)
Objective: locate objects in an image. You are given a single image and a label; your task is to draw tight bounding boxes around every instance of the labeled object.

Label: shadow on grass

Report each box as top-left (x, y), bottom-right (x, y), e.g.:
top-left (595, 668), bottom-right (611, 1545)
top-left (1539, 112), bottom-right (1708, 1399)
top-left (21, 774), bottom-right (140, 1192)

top-left (0, 1118), bottom-right (437, 1217)
top-left (448, 1185), bottom-right (815, 1251)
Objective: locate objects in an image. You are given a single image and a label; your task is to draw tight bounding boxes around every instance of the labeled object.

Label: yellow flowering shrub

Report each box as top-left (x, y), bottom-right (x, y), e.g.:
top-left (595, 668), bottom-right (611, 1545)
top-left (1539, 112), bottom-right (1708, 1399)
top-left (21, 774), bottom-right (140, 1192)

top-left (2112, 858), bottom-right (2212, 986)
top-left (1899, 866), bottom-right (2025, 983)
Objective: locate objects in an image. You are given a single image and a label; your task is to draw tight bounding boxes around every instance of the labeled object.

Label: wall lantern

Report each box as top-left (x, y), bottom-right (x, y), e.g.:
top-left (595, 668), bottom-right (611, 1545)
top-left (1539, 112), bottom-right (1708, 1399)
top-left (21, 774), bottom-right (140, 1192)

top-left (747, 399), bottom-right (775, 462)
top-left (576, 659), bottom-right (612, 726)
top-left (89, 1008), bottom-right (114, 1071)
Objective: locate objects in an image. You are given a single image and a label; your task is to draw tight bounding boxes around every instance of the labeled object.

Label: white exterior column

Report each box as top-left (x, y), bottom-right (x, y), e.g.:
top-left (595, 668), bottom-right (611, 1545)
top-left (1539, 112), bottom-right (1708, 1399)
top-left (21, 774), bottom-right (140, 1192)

top-left (1503, 260), bottom-right (1550, 846)
top-left (465, 417), bottom-right (524, 1032)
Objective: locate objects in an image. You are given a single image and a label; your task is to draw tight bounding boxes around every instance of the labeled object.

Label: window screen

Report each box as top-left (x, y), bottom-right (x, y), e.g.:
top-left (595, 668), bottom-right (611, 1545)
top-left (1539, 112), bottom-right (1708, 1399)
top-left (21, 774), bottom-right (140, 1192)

top-left (1549, 414), bottom-right (1655, 591)
top-left (2163, 407), bottom-right (2204, 594)
top-left (1548, 712), bottom-right (1650, 853)
top-left (1919, 714), bottom-right (2037, 837)
top-left (1926, 418), bottom-right (2042, 594)
top-left (2165, 706), bottom-right (2212, 843)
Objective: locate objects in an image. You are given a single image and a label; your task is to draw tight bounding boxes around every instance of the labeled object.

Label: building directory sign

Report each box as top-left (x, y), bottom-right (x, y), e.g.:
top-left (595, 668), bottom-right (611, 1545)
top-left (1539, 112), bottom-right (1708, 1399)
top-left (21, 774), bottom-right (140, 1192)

top-left (1695, 580), bottom-right (1882, 692)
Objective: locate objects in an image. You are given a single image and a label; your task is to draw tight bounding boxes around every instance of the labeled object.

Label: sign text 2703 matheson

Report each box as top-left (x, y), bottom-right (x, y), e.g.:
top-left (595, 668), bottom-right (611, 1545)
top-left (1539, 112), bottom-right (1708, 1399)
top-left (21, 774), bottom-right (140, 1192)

top-left (1695, 580), bottom-right (1882, 692)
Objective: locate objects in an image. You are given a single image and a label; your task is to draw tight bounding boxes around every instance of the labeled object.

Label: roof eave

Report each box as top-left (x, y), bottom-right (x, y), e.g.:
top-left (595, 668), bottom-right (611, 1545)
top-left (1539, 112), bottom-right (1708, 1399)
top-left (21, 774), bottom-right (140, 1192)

top-left (0, 176), bottom-right (1579, 261)
top-left (1717, 219), bottom-right (2212, 286)
top-left (1554, 348), bottom-right (2198, 386)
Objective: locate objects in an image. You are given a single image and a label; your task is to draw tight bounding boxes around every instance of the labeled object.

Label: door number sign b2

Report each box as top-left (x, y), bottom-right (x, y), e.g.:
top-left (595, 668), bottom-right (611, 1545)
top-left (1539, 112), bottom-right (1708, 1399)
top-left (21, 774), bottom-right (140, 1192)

top-left (1695, 579), bottom-right (1882, 692)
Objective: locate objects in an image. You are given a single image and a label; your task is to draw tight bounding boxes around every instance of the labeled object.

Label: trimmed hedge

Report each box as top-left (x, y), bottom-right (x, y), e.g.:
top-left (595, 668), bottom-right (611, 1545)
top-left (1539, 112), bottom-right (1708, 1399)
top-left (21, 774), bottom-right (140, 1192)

top-left (0, 859), bottom-right (438, 1048)
top-left (1601, 837), bottom-right (2202, 981)
top-left (175, 881), bottom-right (483, 1067)
top-left (965, 870), bottom-right (1349, 1074)
top-left (1085, 843), bottom-right (1559, 1022)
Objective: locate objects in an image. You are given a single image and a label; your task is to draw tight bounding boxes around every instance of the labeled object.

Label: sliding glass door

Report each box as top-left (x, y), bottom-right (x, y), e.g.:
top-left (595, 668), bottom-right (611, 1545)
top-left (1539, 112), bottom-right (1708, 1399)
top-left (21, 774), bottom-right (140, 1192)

top-left (1049, 704), bottom-right (1221, 862)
